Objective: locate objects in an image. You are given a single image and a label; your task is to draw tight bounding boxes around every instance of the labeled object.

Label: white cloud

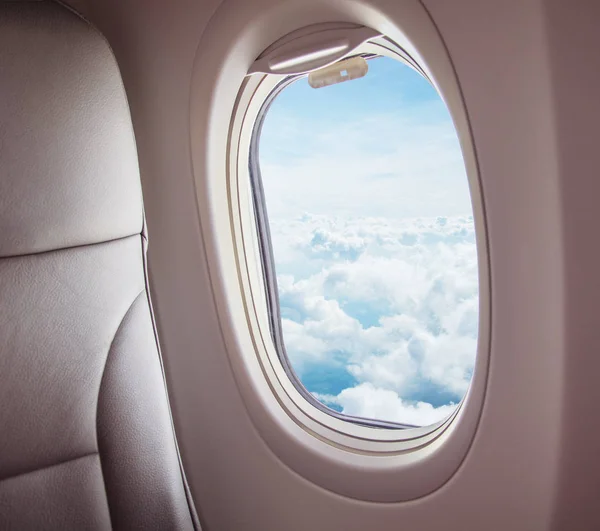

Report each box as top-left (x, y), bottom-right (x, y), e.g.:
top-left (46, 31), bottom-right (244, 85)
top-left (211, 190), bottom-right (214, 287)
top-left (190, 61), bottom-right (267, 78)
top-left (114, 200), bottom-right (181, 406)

top-left (316, 383), bottom-right (457, 426)
top-left (260, 106), bottom-right (470, 220)
top-left (271, 214), bottom-right (479, 425)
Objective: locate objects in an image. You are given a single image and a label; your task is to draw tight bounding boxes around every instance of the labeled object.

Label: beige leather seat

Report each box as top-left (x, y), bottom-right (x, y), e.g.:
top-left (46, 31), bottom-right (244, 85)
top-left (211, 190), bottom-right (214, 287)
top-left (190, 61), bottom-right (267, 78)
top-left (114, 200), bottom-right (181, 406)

top-left (0, 2), bottom-right (198, 529)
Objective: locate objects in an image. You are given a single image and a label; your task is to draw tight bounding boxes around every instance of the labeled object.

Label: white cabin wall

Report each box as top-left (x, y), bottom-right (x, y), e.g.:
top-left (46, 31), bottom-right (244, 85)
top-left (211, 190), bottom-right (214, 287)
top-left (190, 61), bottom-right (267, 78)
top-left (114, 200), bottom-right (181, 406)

top-left (542, 1), bottom-right (600, 528)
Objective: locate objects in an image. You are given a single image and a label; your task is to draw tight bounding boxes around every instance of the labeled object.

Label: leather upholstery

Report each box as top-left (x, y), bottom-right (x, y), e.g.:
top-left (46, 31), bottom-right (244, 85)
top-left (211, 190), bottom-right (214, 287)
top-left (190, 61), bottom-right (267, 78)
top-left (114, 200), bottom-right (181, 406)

top-left (0, 2), bottom-right (197, 529)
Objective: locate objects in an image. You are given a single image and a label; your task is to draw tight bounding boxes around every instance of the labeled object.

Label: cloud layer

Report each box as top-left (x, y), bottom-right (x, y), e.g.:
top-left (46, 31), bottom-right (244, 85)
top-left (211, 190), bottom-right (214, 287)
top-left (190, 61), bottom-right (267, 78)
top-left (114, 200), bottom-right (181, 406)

top-left (270, 213), bottom-right (479, 426)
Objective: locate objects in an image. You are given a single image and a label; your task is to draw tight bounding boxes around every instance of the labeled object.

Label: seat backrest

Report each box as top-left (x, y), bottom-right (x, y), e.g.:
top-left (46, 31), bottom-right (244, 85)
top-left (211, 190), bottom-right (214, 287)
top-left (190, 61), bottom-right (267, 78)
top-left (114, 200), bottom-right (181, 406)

top-left (0, 2), bottom-right (197, 528)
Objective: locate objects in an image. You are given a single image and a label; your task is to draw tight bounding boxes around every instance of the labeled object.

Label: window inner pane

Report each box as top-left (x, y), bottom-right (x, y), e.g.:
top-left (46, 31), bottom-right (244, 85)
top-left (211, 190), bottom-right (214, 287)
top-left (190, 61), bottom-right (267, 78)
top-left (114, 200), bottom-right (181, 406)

top-left (257, 56), bottom-right (478, 427)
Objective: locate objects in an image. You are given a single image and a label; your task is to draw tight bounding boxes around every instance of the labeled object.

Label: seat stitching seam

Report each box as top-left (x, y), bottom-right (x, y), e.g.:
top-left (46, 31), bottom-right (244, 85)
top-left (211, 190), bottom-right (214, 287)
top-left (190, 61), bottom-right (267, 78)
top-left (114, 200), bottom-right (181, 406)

top-left (95, 288), bottom-right (145, 529)
top-left (139, 237), bottom-right (202, 530)
top-left (0, 451), bottom-right (99, 484)
top-left (0, 233), bottom-right (140, 260)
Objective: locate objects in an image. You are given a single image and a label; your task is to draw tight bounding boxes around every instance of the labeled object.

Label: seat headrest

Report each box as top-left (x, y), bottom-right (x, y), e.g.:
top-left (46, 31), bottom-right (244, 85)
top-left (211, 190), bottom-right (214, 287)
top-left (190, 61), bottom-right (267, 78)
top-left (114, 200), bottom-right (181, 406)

top-left (0, 1), bottom-right (143, 257)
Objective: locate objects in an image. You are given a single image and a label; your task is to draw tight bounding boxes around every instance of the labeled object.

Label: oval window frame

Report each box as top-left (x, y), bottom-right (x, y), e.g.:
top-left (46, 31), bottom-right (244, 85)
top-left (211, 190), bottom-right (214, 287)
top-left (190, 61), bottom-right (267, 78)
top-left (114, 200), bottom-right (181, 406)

top-left (190, 0), bottom-right (490, 501)
top-left (233, 35), bottom-right (486, 449)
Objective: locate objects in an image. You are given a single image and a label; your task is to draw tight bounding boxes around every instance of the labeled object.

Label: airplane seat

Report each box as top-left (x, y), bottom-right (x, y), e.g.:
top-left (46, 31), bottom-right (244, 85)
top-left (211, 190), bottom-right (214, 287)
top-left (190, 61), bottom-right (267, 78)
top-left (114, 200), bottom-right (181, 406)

top-left (0, 2), bottom-right (198, 529)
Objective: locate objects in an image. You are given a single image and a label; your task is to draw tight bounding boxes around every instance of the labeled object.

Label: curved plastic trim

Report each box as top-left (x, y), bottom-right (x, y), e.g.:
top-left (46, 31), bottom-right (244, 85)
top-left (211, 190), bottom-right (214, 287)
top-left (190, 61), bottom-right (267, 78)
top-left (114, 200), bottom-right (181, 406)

top-left (248, 25), bottom-right (381, 75)
top-left (189, 0), bottom-right (490, 503)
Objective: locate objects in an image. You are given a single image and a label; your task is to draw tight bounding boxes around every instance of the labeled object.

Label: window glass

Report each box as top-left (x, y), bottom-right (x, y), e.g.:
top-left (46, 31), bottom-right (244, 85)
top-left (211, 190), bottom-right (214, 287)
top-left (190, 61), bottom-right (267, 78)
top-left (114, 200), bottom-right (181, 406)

top-left (256, 56), bottom-right (478, 427)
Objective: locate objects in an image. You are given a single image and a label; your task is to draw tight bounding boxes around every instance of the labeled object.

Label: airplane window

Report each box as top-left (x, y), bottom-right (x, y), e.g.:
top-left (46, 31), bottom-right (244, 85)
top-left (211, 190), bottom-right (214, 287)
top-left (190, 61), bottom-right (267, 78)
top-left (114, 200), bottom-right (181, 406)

top-left (252, 55), bottom-right (478, 427)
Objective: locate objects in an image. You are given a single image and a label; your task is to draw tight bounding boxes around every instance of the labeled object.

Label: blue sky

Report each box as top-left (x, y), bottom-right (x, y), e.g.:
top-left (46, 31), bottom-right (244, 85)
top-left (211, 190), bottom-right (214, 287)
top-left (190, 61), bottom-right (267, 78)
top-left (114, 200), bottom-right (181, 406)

top-left (258, 56), bottom-right (478, 426)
